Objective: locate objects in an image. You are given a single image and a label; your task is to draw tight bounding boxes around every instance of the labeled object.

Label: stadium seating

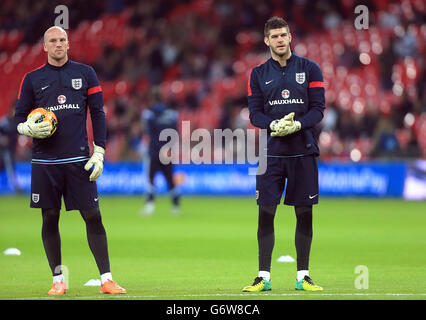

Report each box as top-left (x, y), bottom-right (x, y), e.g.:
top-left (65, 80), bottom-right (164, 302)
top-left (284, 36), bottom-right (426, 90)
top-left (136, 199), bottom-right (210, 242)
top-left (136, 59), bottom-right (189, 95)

top-left (0, 0), bottom-right (424, 160)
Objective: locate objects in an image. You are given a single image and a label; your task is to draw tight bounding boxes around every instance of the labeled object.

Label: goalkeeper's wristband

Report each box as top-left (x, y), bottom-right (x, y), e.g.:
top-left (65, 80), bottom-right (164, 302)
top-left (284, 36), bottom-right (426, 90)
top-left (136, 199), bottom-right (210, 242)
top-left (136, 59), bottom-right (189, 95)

top-left (93, 144), bottom-right (105, 157)
top-left (17, 122), bottom-right (29, 136)
top-left (294, 120), bottom-right (302, 131)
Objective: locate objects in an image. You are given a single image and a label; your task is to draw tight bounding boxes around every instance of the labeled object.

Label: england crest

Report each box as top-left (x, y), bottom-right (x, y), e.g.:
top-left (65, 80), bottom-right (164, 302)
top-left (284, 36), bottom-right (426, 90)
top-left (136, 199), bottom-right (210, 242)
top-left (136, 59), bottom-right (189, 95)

top-left (71, 78), bottom-right (82, 90)
top-left (295, 72), bottom-right (305, 84)
top-left (32, 193), bottom-right (40, 203)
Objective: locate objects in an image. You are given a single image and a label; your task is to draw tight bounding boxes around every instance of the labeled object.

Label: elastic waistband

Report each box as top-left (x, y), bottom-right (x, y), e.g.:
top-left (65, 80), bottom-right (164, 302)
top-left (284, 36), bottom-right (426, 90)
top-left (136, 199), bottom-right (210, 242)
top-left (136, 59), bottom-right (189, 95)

top-left (266, 153), bottom-right (312, 158)
top-left (31, 156), bottom-right (89, 165)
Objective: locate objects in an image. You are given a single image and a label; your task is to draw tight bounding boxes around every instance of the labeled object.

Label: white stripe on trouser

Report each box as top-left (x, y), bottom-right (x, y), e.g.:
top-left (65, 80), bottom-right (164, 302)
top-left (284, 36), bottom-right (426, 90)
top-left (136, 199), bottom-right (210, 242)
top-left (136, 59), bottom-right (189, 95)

top-left (31, 156), bottom-right (89, 165)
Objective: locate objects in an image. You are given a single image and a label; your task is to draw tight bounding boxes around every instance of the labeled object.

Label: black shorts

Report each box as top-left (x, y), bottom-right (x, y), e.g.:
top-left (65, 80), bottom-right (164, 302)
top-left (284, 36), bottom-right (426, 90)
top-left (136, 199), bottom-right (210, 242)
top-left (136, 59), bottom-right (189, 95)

top-left (256, 155), bottom-right (319, 206)
top-left (30, 161), bottom-right (99, 211)
top-left (146, 155), bottom-right (175, 189)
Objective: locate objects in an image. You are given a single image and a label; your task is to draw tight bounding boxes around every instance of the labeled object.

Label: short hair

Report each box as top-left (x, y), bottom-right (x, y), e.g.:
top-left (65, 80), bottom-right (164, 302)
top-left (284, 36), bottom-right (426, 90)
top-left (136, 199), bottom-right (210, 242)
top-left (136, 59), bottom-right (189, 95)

top-left (264, 17), bottom-right (289, 38)
top-left (43, 26), bottom-right (68, 42)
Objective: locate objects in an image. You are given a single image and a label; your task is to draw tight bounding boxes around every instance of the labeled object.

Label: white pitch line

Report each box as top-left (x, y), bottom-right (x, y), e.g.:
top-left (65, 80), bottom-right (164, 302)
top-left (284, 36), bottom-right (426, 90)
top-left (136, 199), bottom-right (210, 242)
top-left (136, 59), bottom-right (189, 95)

top-left (10, 292), bottom-right (426, 300)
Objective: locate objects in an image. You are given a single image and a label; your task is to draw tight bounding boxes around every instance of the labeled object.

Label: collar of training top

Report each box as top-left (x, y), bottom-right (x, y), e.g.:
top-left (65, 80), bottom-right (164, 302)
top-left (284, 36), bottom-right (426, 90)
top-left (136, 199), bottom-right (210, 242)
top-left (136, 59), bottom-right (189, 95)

top-left (269, 52), bottom-right (297, 69)
top-left (46, 59), bottom-right (70, 70)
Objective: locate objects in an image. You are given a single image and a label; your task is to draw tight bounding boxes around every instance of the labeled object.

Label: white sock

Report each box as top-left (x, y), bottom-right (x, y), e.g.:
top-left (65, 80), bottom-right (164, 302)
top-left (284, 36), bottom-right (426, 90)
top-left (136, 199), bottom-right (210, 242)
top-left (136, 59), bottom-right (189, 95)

top-left (101, 272), bottom-right (113, 284)
top-left (53, 274), bottom-right (64, 283)
top-left (258, 271), bottom-right (270, 282)
top-left (297, 270), bottom-right (309, 282)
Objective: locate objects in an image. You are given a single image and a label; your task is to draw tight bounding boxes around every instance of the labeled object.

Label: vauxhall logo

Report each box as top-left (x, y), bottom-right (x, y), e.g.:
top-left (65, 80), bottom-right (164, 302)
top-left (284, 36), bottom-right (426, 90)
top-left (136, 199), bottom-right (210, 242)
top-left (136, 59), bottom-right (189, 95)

top-left (281, 89), bottom-right (290, 98)
top-left (268, 89), bottom-right (304, 106)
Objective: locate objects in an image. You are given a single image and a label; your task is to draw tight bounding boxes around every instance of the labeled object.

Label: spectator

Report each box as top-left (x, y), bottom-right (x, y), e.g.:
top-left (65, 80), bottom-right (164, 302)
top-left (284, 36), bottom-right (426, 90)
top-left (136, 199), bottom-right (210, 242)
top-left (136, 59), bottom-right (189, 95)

top-left (337, 44), bottom-right (361, 69)
top-left (379, 37), bottom-right (398, 90)
top-left (336, 110), bottom-right (361, 141)
top-left (370, 115), bottom-right (401, 159)
top-left (401, 129), bottom-right (421, 158)
top-left (0, 107), bottom-right (22, 193)
top-left (392, 21), bottom-right (419, 58)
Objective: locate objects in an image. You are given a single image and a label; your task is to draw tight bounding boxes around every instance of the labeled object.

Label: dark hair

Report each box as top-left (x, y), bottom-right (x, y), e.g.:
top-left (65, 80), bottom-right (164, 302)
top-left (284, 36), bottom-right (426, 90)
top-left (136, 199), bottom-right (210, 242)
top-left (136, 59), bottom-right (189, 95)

top-left (264, 17), bottom-right (289, 37)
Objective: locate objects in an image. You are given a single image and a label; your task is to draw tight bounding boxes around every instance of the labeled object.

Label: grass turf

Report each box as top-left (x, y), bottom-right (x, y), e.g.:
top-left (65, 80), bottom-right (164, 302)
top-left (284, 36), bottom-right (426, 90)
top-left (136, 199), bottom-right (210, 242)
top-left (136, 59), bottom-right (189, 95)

top-left (0, 196), bottom-right (425, 300)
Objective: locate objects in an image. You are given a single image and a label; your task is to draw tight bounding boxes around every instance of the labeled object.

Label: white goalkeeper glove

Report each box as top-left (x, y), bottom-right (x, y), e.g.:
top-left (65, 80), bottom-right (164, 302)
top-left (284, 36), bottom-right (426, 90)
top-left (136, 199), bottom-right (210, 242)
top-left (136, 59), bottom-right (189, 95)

top-left (17, 112), bottom-right (52, 139)
top-left (271, 112), bottom-right (301, 137)
top-left (84, 143), bottom-right (105, 182)
top-left (269, 119), bottom-right (280, 131)
top-left (270, 112), bottom-right (296, 133)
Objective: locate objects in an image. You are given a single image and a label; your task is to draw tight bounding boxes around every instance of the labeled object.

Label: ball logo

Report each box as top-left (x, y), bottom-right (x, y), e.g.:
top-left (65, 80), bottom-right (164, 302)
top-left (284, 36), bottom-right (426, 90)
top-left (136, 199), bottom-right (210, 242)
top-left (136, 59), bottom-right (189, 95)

top-left (58, 95), bottom-right (66, 104)
top-left (281, 89), bottom-right (290, 99)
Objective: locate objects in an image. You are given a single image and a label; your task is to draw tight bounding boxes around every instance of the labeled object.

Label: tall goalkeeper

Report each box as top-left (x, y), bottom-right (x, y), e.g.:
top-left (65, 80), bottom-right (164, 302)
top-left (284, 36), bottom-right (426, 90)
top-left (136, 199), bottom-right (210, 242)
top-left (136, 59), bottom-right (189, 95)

top-left (243, 17), bottom-right (325, 292)
top-left (14, 26), bottom-right (126, 295)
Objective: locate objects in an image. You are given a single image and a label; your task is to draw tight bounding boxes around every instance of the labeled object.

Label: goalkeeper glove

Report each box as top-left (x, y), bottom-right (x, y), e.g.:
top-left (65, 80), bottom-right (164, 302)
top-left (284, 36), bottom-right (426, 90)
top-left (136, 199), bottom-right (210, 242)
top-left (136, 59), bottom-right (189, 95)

top-left (271, 112), bottom-right (301, 137)
top-left (270, 119), bottom-right (280, 131)
top-left (17, 112), bottom-right (52, 139)
top-left (84, 143), bottom-right (105, 182)
top-left (270, 112), bottom-right (294, 131)
top-left (270, 112), bottom-right (295, 133)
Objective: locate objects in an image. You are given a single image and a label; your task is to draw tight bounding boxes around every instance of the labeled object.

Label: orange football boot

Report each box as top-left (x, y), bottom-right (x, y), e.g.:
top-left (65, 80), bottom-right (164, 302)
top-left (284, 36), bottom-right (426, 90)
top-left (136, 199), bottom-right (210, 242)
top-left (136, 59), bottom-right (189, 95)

top-left (48, 282), bottom-right (67, 295)
top-left (100, 280), bottom-right (127, 294)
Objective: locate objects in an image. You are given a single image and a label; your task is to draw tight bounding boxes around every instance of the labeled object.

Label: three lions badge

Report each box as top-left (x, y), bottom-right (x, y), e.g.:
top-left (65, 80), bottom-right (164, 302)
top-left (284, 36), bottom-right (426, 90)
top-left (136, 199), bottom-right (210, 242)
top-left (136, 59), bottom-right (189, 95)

top-left (71, 78), bottom-right (82, 90)
top-left (295, 72), bottom-right (305, 84)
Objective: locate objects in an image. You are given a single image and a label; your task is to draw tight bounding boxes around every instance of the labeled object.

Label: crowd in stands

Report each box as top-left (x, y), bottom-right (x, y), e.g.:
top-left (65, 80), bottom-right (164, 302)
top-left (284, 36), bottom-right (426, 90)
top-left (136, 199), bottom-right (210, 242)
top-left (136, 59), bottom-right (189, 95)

top-left (0, 0), bottom-right (424, 164)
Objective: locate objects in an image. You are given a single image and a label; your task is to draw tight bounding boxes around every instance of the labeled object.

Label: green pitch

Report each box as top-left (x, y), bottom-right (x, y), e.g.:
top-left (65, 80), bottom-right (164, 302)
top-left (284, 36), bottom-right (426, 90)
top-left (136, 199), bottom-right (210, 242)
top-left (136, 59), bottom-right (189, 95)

top-left (0, 196), bottom-right (425, 300)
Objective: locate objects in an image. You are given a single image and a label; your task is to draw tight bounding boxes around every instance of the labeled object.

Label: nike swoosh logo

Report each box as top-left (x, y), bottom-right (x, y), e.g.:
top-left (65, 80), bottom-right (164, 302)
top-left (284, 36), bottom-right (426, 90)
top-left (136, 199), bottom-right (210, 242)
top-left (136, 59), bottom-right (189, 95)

top-left (265, 80), bottom-right (274, 85)
top-left (94, 198), bottom-right (98, 202)
top-left (41, 85), bottom-right (49, 90)
top-left (309, 194), bottom-right (318, 199)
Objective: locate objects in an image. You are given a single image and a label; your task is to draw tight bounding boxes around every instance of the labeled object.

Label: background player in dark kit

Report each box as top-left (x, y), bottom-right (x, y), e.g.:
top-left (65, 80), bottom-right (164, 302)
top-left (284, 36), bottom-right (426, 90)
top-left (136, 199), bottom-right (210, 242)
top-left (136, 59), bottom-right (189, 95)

top-left (141, 86), bottom-right (180, 215)
top-left (14, 26), bottom-right (126, 295)
top-left (243, 17), bottom-right (325, 292)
